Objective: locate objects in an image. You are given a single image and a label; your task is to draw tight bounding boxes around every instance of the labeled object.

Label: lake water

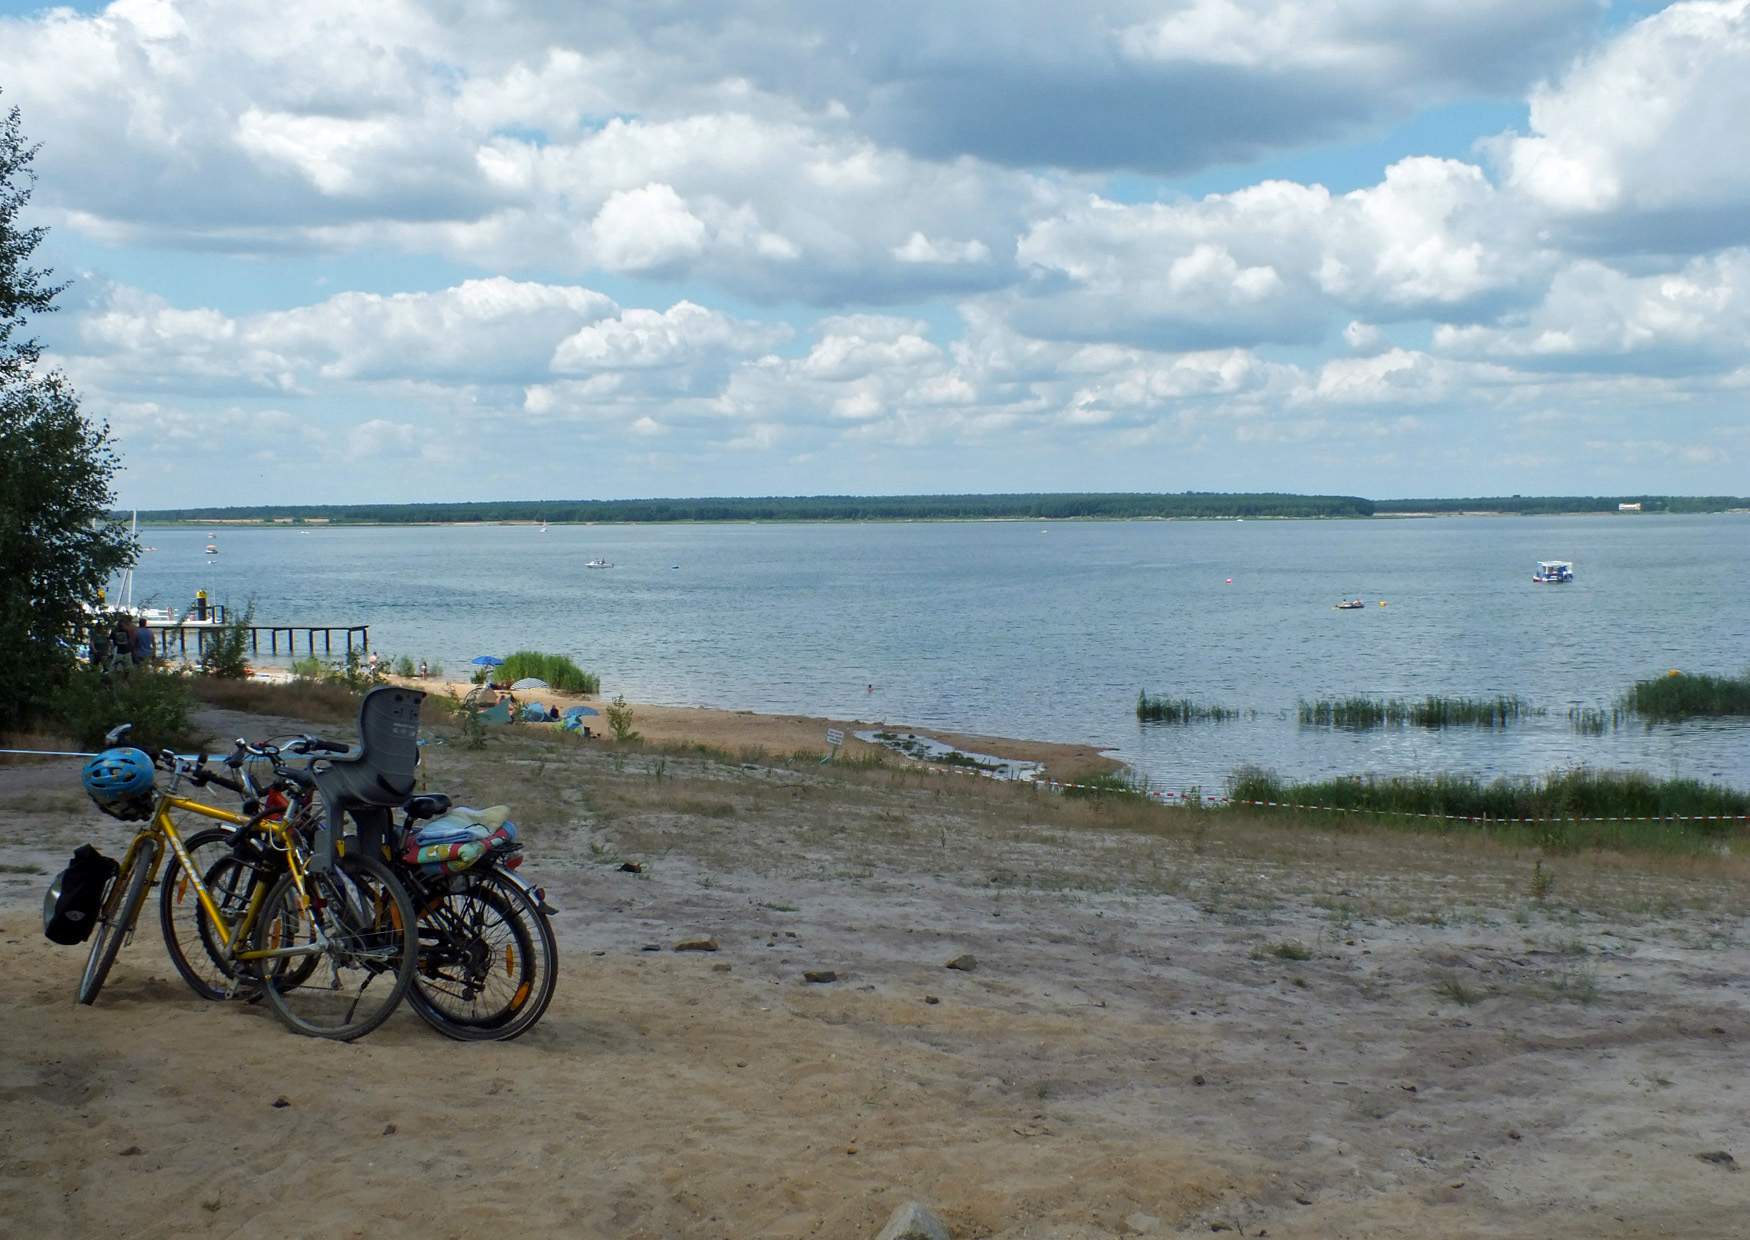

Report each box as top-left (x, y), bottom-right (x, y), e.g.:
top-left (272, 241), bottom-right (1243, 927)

top-left (119, 515), bottom-right (1750, 793)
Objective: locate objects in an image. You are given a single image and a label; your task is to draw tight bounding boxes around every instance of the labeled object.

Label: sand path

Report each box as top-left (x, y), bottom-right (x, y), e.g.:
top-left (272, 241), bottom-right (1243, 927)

top-left (3, 710), bottom-right (1748, 1237)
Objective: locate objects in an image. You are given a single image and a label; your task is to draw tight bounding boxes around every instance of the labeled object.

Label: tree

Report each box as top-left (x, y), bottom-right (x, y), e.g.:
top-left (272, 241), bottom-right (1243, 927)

top-left (0, 98), bottom-right (133, 730)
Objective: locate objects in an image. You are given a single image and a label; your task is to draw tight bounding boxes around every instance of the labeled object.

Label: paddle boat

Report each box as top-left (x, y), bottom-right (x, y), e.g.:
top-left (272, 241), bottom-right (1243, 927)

top-left (1532, 560), bottom-right (1574, 584)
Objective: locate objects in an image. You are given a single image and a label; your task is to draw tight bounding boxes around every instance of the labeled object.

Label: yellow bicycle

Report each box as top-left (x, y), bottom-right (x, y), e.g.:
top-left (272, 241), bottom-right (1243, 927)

top-left (78, 727), bottom-right (417, 1040)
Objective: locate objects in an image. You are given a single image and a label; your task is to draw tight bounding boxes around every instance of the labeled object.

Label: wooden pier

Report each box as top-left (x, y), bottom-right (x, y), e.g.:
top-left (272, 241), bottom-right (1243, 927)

top-left (151, 623), bottom-right (369, 659)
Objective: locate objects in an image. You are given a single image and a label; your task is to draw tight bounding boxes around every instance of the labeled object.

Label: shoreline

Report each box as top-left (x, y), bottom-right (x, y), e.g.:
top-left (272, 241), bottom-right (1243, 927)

top-left (126, 508), bottom-right (1748, 528)
top-left (409, 676), bottom-right (1122, 783)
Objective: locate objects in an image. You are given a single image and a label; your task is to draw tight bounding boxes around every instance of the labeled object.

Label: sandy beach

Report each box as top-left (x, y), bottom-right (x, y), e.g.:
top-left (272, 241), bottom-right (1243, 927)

top-left (420, 677), bottom-right (1123, 784)
top-left (3, 697), bottom-right (1748, 1238)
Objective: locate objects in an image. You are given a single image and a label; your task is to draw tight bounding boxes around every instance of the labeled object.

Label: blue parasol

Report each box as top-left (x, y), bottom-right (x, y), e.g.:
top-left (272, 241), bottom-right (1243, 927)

top-left (562, 705), bottom-right (600, 719)
top-left (470, 655), bottom-right (504, 667)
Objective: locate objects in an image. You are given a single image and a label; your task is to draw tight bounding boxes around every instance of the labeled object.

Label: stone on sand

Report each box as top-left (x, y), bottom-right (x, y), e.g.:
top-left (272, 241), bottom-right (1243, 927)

top-left (874, 1200), bottom-right (950, 1240)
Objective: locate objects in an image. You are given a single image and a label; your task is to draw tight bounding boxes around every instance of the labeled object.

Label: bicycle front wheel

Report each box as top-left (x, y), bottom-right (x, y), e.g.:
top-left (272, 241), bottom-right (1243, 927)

top-left (78, 837), bottom-right (158, 1006)
top-left (254, 852), bottom-right (415, 1041)
top-left (159, 827), bottom-right (264, 1001)
top-left (405, 868), bottom-right (558, 1041)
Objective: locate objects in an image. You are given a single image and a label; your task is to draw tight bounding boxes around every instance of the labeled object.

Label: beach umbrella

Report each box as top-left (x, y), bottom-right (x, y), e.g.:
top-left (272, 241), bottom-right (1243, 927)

top-left (470, 655), bottom-right (504, 667)
top-left (562, 705), bottom-right (600, 719)
top-left (510, 677), bottom-right (548, 690)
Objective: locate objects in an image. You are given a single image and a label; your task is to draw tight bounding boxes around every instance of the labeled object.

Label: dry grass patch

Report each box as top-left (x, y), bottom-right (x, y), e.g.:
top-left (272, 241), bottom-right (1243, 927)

top-left (189, 676), bottom-right (361, 723)
top-left (0, 730), bottom-right (86, 765)
top-left (412, 713), bottom-right (1746, 927)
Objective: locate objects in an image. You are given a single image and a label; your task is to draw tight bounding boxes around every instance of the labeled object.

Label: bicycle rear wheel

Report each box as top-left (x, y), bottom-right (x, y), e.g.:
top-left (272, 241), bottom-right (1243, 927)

top-left (405, 869), bottom-right (558, 1041)
top-left (254, 852), bottom-right (415, 1041)
top-left (78, 837), bottom-right (158, 1006)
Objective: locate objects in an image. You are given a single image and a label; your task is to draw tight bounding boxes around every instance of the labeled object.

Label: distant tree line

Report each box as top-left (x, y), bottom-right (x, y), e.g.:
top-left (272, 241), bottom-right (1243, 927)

top-left (129, 491), bottom-right (1750, 526)
top-left (131, 491), bottom-right (1378, 523)
top-left (1372, 496), bottom-right (1750, 515)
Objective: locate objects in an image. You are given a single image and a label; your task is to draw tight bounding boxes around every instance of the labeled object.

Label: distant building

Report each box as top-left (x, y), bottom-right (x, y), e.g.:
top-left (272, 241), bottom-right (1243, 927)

top-left (1618, 502), bottom-right (1643, 512)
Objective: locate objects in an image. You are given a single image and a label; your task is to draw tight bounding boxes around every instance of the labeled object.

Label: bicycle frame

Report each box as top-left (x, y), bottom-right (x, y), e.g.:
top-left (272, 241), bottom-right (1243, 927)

top-left (106, 794), bottom-right (248, 937)
top-left (116, 793), bottom-right (327, 966)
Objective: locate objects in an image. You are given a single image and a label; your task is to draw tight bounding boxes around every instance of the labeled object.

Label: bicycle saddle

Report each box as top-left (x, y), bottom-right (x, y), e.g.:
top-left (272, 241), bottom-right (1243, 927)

top-left (403, 793), bottom-right (452, 821)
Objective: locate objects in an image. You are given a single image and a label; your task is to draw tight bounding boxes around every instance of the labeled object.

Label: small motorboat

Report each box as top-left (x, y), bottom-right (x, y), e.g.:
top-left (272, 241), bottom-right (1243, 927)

top-left (205, 543), bottom-right (219, 554)
top-left (584, 558), bottom-right (613, 569)
top-left (1334, 598), bottom-right (1365, 610)
top-left (1532, 560), bottom-right (1574, 584)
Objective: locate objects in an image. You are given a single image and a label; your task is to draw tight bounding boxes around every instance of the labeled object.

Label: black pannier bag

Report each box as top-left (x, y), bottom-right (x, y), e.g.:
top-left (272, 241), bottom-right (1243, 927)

top-left (43, 845), bottom-right (119, 945)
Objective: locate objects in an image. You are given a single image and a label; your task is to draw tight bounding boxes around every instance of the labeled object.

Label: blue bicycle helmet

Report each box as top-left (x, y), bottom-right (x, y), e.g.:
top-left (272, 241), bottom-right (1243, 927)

top-left (81, 747), bottom-right (156, 821)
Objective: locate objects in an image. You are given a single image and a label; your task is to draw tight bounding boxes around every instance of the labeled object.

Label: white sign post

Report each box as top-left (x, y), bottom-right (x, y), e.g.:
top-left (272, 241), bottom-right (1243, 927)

top-left (823, 727), bottom-right (844, 763)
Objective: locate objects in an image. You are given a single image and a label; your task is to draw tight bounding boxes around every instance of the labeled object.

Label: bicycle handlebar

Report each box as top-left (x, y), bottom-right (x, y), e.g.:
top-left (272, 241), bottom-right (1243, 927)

top-left (191, 767), bottom-right (246, 795)
top-left (284, 735), bottom-right (349, 755)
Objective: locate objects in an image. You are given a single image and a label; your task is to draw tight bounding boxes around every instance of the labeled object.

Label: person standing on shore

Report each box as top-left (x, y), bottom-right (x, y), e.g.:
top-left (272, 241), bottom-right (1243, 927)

top-left (88, 616), bottom-right (111, 670)
top-left (132, 616), bottom-right (155, 667)
top-left (113, 614), bottom-right (137, 671)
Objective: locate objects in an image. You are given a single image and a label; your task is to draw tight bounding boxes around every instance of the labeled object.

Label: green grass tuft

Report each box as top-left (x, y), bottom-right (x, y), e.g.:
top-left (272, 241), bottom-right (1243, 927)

top-left (1228, 768), bottom-right (1750, 854)
top-left (1063, 770), bottom-right (1150, 800)
top-left (1250, 940), bottom-right (1312, 961)
top-left (1623, 670), bottom-right (1750, 721)
top-left (1136, 691), bottom-right (1240, 723)
top-left (1434, 976), bottom-right (1484, 1006)
top-left (495, 651), bottom-right (600, 695)
top-left (1567, 706), bottom-right (1624, 734)
top-left (1298, 695), bottom-right (1529, 729)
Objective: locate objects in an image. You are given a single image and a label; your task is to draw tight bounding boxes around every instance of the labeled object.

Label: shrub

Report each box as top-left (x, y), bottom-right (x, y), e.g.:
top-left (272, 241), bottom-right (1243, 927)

top-left (285, 651), bottom-right (373, 691)
top-left (604, 693), bottom-right (641, 743)
top-left (447, 690), bottom-right (489, 751)
top-left (496, 651), bottom-right (600, 695)
top-left (199, 604), bottom-right (254, 680)
top-left (395, 655), bottom-right (416, 678)
top-left (53, 666), bottom-right (199, 751)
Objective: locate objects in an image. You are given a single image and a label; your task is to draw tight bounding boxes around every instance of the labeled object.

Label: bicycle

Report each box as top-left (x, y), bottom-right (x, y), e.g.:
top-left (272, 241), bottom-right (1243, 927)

top-left (77, 726), bottom-right (417, 1041)
top-left (395, 798), bottom-right (559, 1040)
top-left (147, 678), bottom-right (558, 1041)
top-left (157, 737), bottom-right (323, 1003)
top-left (163, 737), bottom-right (559, 1040)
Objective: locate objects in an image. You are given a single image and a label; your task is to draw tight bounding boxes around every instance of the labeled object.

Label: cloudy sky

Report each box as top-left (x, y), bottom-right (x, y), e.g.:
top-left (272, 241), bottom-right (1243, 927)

top-left (5, 0), bottom-right (1747, 506)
